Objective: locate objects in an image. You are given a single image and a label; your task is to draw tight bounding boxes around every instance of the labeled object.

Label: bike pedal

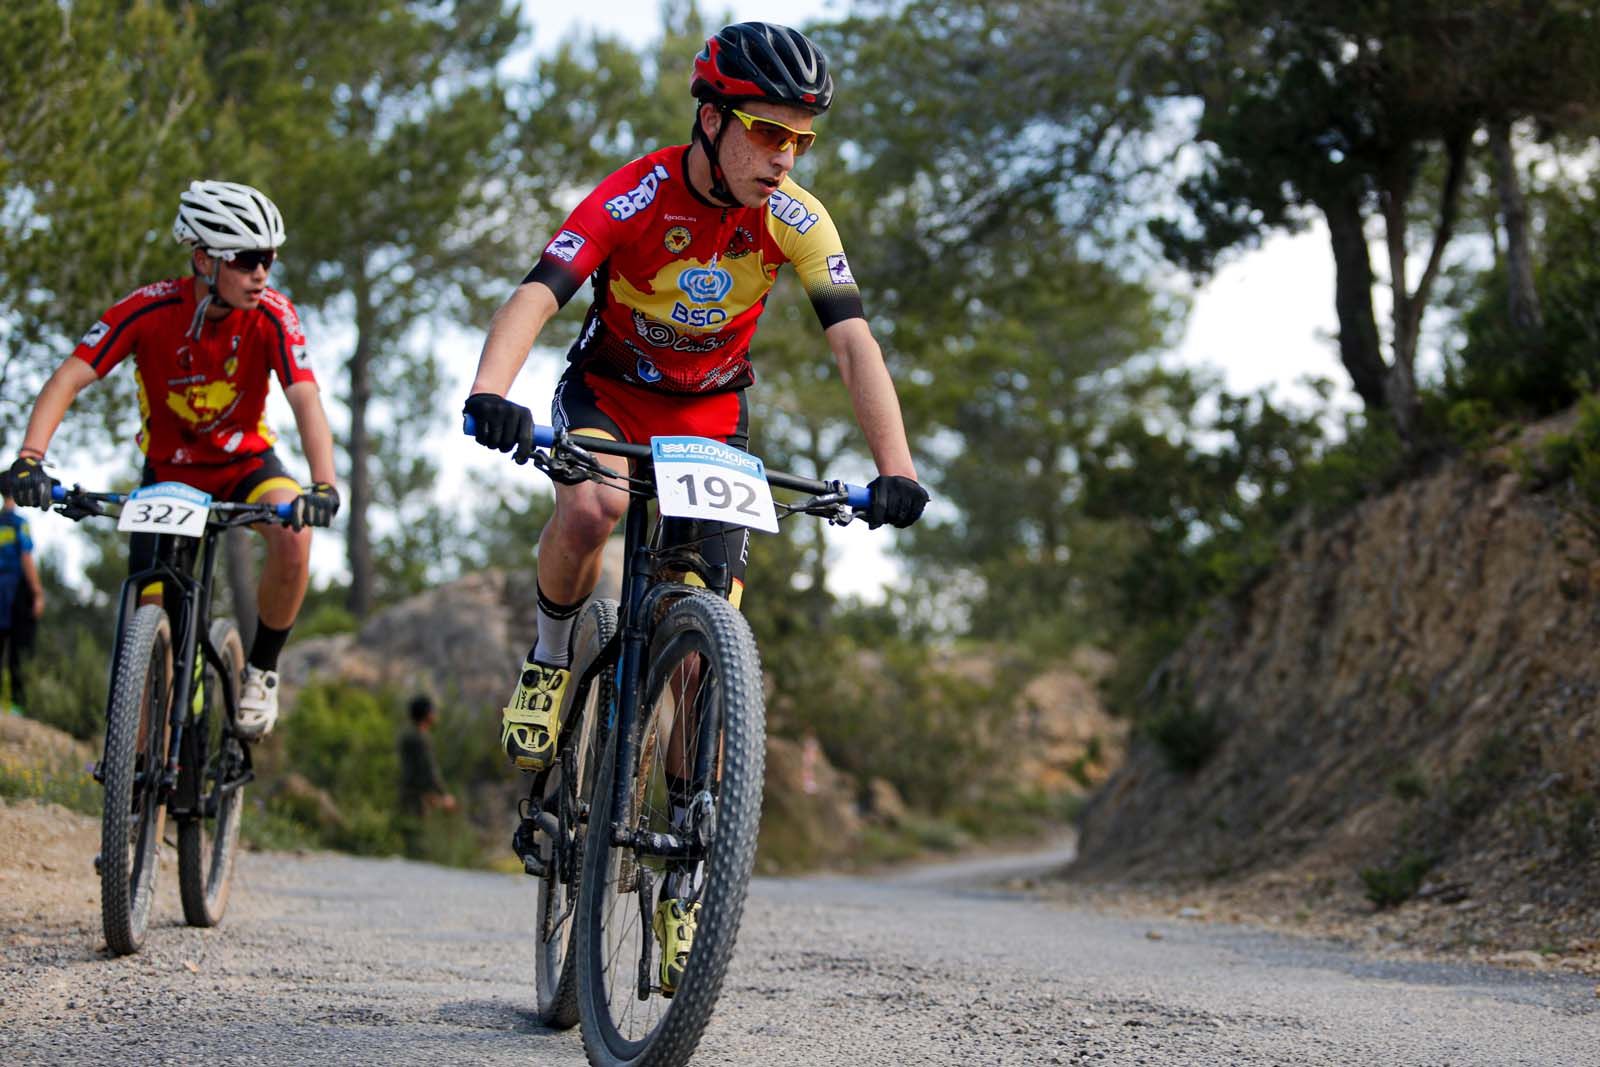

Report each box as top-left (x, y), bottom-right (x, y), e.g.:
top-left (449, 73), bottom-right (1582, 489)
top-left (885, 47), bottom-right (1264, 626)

top-left (89, 760), bottom-right (104, 784)
top-left (93, 852), bottom-right (103, 875)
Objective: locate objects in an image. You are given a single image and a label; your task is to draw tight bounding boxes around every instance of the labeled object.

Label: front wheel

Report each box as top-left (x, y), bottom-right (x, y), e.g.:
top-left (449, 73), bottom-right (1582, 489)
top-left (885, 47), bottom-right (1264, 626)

top-left (178, 619), bottom-right (246, 927)
top-left (100, 604), bottom-right (174, 956)
top-left (576, 591), bottom-right (766, 1067)
top-left (535, 597), bottom-right (618, 1029)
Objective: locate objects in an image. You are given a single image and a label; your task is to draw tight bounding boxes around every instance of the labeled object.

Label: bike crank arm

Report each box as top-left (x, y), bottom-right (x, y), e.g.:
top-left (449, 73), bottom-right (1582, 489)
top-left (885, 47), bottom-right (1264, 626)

top-left (635, 866), bottom-right (656, 1001)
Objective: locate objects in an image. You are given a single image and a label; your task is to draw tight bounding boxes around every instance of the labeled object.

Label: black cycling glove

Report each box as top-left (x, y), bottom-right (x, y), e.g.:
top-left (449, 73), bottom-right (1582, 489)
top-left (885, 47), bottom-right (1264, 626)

top-left (291, 482), bottom-right (340, 531)
top-left (464, 392), bottom-right (535, 465)
top-left (865, 475), bottom-right (929, 529)
top-left (4, 456), bottom-right (57, 509)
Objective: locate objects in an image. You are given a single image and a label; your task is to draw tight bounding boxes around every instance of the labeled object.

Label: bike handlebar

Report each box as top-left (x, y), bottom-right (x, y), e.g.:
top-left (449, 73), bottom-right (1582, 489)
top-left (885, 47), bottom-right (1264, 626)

top-left (463, 415), bottom-right (873, 508)
top-left (50, 484), bottom-right (295, 523)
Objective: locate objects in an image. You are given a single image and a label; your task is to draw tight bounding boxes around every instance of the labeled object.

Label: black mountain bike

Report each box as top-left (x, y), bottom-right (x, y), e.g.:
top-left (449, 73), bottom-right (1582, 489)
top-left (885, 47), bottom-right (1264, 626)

top-left (470, 417), bottom-right (873, 1067)
top-left (50, 482), bottom-right (291, 956)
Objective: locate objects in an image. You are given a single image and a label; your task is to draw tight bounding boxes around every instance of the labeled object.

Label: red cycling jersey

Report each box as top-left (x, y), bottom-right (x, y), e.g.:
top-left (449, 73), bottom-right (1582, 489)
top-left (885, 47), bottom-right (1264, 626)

top-left (71, 278), bottom-right (316, 468)
top-left (526, 144), bottom-right (864, 395)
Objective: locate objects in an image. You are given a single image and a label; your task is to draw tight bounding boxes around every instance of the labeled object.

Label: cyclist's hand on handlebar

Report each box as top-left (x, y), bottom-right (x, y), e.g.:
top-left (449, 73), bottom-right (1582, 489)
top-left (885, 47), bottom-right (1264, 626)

top-left (291, 482), bottom-right (340, 531)
top-left (865, 474), bottom-right (928, 529)
top-left (4, 455), bottom-right (57, 509)
top-left (464, 393), bottom-right (535, 465)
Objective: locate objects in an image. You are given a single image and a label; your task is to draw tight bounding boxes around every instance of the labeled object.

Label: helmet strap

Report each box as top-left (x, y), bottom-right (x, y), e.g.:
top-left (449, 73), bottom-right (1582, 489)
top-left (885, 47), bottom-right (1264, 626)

top-left (187, 251), bottom-right (232, 341)
top-left (692, 104), bottom-right (741, 208)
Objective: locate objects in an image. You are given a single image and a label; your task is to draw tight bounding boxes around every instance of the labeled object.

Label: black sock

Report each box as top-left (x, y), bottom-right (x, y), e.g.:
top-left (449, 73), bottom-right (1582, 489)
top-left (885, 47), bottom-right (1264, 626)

top-left (248, 619), bottom-right (292, 672)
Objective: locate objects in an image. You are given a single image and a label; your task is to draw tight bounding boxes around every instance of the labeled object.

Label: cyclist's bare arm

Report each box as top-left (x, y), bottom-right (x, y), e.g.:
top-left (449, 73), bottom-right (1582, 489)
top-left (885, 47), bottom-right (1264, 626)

top-left (826, 317), bottom-right (918, 480)
top-left (18, 357), bottom-right (98, 457)
top-left (284, 381), bottom-right (339, 485)
top-left (469, 281), bottom-right (561, 395)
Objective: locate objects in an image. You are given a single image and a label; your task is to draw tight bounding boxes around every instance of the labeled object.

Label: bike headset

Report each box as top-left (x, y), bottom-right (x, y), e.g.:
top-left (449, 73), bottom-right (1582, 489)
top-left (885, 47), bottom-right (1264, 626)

top-left (688, 22), bottom-right (835, 207)
top-left (171, 179), bottom-right (287, 341)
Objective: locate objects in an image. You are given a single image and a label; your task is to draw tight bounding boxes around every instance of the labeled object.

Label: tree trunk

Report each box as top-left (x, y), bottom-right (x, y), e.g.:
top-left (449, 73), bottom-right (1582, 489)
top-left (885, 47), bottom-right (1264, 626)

top-left (346, 269), bottom-right (375, 619)
top-left (1316, 191), bottom-right (1388, 412)
top-left (224, 528), bottom-right (257, 647)
top-left (1386, 133), bottom-right (1469, 446)
top-left (1488, 118), bottom-right (1543, 334)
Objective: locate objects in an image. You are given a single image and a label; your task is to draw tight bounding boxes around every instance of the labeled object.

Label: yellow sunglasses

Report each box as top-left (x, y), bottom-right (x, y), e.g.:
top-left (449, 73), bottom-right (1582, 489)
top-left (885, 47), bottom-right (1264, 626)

top-left (730, 109), bottom-right (817, 157)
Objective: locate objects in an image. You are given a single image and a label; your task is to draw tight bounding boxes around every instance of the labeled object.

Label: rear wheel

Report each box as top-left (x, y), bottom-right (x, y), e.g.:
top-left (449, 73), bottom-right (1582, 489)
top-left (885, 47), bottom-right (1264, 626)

top-left (100, 604), bottom-right (174, 956)
top-left (576, 591), bottom-right (765, 1067)
top-left (178, 619), bottom-right (246, 927)
top-left (536, 598), bottom-right (618, 1029)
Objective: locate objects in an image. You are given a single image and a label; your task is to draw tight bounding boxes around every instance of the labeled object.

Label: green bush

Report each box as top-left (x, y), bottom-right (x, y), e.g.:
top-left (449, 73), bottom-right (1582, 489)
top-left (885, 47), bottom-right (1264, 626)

top-left (17, 626), bottom-right (112, 741)
top-left (0, 759), bottom-right (100, 816)
top-left (1139, 687), bottom-right (1226, 774)
top-left (1360, 851), bottom-right (1434, 909)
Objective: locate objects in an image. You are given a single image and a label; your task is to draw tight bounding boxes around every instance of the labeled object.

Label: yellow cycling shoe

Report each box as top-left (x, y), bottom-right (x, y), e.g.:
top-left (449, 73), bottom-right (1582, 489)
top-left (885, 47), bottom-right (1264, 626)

top-left (501, 660), bottom-right (571, 771)
top-left (652, 896), bottom-right (699, 997)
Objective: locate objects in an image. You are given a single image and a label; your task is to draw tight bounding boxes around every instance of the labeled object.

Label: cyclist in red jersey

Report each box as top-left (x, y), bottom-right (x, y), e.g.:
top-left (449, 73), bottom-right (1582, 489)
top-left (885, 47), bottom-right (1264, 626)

top-left (467, 22), bottom-right (930, 992)
top-left (465, 21), bottom-right (927, 996)
top-left (4, 181), bottom-right (339, 739)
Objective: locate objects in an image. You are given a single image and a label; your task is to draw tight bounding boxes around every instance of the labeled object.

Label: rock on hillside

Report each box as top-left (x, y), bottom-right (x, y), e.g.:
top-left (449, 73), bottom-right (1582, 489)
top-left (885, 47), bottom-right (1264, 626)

top-left (280, 546), bottom-right (625, 711)
top-left (1075, 414), bottom-right (1600, 959)
top-left (280, 569), bottom-right (529, 712)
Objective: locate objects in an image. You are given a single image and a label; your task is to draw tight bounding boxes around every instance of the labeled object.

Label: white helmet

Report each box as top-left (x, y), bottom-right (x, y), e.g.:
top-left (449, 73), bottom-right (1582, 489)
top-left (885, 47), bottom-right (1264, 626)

top-left (172, 180), bottom-right (286, 255)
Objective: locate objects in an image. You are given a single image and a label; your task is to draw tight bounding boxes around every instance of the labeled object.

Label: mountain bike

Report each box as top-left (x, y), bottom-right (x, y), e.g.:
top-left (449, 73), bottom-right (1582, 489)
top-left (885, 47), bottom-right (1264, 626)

top-left (468, 417), bottom-right (872, 1067)
top-left (49, 482), bottom-right (291, 956)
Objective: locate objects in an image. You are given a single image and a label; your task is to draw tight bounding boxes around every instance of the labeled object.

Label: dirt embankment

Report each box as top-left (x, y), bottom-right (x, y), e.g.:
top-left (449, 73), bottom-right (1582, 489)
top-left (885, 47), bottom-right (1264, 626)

top-left (1073, 414), bottom-right (1600, 975)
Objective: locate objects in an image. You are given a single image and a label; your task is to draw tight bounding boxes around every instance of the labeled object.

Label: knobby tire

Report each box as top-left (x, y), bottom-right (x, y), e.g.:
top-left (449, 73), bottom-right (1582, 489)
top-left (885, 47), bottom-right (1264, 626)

top-left (576, 590), bottom-right (765, 1067)
top-left (178, 619), bottom-right (246, 927)
top-left (100, 604), bottom-right (173, 957)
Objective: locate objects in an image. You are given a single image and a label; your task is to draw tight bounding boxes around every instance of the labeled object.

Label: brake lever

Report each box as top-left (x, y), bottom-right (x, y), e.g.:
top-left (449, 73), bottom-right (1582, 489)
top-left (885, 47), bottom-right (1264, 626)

top-left (533, 449), bottom-right (593, 486)
top-left (56, 499), bottom-right (105, 522)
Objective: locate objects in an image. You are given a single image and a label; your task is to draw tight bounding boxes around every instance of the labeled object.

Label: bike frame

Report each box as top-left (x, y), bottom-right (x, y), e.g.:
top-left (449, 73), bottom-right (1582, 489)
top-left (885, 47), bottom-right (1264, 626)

top-left (106, 527), bottom-right (241, 820)
top-left (517, 430), bottom-right (867, 861)
top-left (60, 489), bottom-right (289, 820)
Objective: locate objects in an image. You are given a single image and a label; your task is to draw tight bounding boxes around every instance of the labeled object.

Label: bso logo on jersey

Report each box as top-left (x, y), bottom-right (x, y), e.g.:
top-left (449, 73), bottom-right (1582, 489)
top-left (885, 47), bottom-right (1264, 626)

top-left (673, 265), bottom-right (733, 328)
top-left (678, 266), bottom-right (733, 304)
top-left (671, 304), bottom-right (728, 328)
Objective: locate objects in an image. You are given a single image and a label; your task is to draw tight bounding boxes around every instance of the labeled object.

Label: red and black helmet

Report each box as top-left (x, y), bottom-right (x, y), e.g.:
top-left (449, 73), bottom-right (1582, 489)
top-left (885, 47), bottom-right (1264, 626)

top-left (690, 22), bottom-right (834, 113)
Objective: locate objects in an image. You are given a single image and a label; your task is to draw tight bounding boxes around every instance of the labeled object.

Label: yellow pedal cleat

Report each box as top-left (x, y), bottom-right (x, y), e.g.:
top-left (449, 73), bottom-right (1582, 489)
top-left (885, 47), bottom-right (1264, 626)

top-left (501, 660), bottom-right (571, 771)
top-left (652, 896), bottom-right (699, 997)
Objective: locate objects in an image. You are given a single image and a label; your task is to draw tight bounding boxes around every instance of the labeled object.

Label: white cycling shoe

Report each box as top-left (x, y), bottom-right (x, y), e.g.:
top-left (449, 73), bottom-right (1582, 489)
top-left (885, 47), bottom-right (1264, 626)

top-left (236, 666), bottom-right (280, 740)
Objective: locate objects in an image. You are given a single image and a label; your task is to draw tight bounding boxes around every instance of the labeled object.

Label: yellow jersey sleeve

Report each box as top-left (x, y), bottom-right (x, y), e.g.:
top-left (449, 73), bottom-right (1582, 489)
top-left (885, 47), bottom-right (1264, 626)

top-left (765, 178), bottom-right (865, 329)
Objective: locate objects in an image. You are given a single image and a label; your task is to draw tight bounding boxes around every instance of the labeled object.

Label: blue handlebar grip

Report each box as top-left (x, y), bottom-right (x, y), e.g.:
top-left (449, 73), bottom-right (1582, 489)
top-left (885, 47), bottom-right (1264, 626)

top-left (51, 484), bottom-right (66, 502)
top-left (275, 503), bottom-right (294, 521)
top-left (847, 484), bottom-right (872, 509)
top-left (462, 414), bottom-right (557, 449)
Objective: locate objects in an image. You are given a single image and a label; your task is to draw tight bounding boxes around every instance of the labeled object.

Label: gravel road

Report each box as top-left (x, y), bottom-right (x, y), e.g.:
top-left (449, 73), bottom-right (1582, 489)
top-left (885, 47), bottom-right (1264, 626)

top-left (2, 839), bottom-right (1595, 1066)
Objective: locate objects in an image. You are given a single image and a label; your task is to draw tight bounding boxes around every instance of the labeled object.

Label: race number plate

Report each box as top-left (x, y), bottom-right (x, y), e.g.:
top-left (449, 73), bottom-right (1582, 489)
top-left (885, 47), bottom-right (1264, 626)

top-left (652, 436), bottom-right (778, 533)
top-left (117, 482), bottom-right (212, 539)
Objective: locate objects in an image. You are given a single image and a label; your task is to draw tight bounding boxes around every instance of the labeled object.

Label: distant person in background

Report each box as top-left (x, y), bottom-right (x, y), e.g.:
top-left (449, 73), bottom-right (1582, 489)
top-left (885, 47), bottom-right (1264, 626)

top-left (0, 492), bottom-right (45, 712)
top-left (398, 694), bottom-right (456, 854)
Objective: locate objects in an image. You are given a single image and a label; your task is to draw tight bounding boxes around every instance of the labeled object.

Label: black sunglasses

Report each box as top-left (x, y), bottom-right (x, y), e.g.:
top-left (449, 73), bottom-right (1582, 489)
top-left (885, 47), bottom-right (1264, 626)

top-left (221, 249), bottom-right (276, 272)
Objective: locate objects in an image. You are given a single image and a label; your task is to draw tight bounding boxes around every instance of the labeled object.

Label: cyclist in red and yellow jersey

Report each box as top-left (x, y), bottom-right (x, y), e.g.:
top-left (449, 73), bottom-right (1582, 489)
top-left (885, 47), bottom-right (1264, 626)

top-left (5, 181), bottom-right (339, 739)
top-left (462, 21), bottom-right (928, 991)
